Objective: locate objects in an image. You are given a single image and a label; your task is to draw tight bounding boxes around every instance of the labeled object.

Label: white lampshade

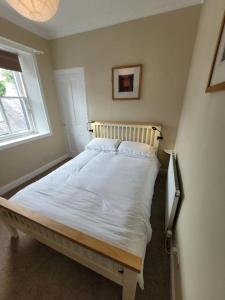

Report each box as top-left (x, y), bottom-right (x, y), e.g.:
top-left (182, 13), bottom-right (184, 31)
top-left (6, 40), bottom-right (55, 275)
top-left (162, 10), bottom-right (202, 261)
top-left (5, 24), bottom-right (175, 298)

top-left (7, 0), bottom-right (60, 22)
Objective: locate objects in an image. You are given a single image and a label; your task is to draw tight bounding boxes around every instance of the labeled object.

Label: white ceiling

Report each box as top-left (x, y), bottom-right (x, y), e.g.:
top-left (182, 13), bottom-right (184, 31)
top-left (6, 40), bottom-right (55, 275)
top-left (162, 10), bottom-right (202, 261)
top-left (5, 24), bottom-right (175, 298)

top-left (0, 0), bottom-right (203, 40)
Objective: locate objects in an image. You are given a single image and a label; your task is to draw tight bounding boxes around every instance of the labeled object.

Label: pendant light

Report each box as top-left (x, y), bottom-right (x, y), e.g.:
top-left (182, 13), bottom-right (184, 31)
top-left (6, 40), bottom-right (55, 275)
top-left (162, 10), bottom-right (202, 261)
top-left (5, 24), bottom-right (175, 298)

top-left (7, 0), bottom-right (60, 22)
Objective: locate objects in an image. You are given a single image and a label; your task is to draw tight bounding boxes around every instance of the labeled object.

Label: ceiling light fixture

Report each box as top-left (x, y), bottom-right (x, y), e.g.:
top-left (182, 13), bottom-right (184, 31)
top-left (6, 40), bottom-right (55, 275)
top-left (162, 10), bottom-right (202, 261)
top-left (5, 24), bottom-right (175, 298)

top-left (6, 0), bottom-right (60, 22)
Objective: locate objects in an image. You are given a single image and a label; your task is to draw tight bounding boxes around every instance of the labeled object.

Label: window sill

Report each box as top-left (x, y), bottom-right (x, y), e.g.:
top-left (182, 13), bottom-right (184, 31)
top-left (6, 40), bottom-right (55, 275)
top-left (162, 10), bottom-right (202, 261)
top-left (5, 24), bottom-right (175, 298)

top-left (0, 132), bottom-right (52, 151)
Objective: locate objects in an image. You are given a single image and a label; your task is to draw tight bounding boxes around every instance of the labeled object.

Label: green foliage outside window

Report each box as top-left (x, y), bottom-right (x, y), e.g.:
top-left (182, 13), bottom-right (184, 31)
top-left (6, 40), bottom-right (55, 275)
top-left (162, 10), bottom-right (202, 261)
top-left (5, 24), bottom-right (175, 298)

top-left (0, 69), bottom-right (15, 96)
top-left (1, 69), bottom-right (15, 83)
top-left (0, 81), bottom-right (6, 97)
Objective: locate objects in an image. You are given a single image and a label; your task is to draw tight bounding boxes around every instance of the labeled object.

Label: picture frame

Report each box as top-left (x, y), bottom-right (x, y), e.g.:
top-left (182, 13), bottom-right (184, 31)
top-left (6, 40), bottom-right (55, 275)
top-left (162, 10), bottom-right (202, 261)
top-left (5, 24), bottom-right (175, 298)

top-left (112, 64), bottom-right (142, 100)
top-left (206, 11), bottom-right (225, 93)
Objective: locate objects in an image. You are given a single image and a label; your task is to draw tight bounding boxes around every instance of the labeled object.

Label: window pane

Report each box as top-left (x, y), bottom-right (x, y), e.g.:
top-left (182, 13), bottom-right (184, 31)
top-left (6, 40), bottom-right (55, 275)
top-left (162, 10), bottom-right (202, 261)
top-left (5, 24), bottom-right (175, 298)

top-left (0, 109), bottom-right (4, 122)
top-left (0, 121), bottom-right (9, 136)
top-left (0, 68), bottom-right (25, 97)
top-left (1, 98), bottom-right (29, 133)
top-left (0, 109), bottom-right (9, 136)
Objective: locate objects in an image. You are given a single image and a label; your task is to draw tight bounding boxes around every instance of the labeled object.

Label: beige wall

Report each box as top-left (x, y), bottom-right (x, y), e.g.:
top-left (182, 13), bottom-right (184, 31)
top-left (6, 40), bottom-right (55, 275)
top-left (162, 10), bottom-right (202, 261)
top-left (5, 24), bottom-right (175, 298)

top-left (0, 17), bottom-right (66, 187)
top-left (174, 1), bottom-right (225, 299)
top-left (50, 6), bottom-right (201, 166)
top-left (0, 5), bottom-right (201, 186)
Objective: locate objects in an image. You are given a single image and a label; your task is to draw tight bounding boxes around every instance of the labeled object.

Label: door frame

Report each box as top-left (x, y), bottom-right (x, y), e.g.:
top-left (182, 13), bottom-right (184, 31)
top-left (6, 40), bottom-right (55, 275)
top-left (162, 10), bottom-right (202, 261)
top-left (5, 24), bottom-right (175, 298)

top-left (54, 67), bottom-right (86, 76)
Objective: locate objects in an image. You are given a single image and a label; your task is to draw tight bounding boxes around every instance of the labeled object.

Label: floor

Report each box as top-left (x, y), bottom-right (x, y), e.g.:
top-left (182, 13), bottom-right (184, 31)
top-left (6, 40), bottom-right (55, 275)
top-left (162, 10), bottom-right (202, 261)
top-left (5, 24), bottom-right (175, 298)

top-left (0, 162), bottom-right (170, 300)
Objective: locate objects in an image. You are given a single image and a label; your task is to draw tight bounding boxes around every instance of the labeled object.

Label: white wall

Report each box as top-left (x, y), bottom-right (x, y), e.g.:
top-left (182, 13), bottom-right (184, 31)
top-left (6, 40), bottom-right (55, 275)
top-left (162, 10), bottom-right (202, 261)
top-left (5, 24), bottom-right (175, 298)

top-left (174, 0), bottom-right (225, 299)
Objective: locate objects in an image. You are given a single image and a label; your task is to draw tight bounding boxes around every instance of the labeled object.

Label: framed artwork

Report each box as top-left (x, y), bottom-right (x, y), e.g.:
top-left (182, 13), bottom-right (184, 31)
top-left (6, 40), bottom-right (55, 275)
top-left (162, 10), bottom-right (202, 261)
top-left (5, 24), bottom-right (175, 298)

top-left (112, 64), bottom-right (142, 100)
top-left (206, 12), bottom-right (225, 93)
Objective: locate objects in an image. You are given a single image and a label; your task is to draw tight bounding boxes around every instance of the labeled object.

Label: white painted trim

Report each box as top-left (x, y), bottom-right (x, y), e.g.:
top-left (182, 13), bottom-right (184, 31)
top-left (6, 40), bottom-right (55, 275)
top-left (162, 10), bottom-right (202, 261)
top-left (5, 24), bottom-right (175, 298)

top-left (0, 36), bottom-right (43, 55)
top-left (54, 67), bottom-right (85, 75)
top-left (0, 38), bottom-right (52, 143)
top-left (170, 240), bottom-right (176, 300)
top-left (32, 53), bottom-right (52, 135)
top-left (0, 154), bottom-right (69, 196)
top-left (0, 132), bottom-right (52, 151)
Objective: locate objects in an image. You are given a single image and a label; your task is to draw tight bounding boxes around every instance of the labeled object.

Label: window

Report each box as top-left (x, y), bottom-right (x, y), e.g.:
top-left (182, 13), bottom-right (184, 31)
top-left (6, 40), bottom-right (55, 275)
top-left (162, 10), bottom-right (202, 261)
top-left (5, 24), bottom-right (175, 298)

top-left (0, 68), bottom-right (35, 140)
top-left (0, 42), bottom-right (51, 150)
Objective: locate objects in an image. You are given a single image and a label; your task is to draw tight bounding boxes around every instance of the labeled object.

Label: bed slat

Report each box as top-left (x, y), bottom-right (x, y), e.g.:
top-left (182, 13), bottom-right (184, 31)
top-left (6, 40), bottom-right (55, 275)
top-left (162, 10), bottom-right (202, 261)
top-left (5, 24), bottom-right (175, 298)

top-left (91, 121), bottom-right (161, 151)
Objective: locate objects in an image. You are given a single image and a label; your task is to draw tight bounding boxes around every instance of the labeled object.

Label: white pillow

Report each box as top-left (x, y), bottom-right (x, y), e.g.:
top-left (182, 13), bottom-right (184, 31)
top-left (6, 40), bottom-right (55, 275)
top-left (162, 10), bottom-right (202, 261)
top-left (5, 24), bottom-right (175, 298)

top-left (86, 138), bottom-right (121, 151)
top-left (118, 141), bottom-right (155, 158)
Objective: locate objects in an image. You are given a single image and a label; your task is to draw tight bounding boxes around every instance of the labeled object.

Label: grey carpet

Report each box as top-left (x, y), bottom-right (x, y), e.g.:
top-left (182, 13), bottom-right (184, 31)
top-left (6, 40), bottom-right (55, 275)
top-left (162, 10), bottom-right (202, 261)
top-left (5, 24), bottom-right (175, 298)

top-left (0, 165), bottom-right (170, 300)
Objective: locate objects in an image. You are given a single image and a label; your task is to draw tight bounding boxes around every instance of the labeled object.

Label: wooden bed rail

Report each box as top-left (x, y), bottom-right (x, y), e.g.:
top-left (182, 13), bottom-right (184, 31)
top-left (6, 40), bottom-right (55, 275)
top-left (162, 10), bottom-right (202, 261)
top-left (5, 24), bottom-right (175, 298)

top-left (0, 197), bottom-right (142, 273)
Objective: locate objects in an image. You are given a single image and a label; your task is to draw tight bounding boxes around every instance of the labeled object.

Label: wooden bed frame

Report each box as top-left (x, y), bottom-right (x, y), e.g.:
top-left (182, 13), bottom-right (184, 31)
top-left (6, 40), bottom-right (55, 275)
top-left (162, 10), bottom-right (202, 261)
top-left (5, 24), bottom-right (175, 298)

top-left (0, 121), bottom-right (162, 300)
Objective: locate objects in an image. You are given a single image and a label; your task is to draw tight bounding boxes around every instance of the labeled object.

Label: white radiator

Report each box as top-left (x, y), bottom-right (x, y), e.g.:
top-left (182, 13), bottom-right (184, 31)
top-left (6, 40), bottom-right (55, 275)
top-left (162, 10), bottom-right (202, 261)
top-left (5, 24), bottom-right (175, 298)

top-left (165, 153), bottom-right (180, 234)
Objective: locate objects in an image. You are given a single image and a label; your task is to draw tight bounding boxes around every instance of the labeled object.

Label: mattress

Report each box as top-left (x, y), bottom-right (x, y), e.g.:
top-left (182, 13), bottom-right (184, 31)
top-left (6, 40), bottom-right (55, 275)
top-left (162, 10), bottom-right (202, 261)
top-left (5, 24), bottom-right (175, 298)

top-left (10, 149), bottom-right (159, 288)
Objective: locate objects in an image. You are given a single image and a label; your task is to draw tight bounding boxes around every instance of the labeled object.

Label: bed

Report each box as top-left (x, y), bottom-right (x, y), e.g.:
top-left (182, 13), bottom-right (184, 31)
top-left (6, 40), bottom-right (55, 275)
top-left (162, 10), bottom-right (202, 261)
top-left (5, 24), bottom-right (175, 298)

top-left (0, 121), bottom-right (162, 300)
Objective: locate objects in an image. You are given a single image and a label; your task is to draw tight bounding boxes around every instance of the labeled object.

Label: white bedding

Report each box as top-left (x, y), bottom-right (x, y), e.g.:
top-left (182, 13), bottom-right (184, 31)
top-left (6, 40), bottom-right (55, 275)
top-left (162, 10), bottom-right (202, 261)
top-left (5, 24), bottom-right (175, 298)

top-left (10, 150), bottom-right (159, 288)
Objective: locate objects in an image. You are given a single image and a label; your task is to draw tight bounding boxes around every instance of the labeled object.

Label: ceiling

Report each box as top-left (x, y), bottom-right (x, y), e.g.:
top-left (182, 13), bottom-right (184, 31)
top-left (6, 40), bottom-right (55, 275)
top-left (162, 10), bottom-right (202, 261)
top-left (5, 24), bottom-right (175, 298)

top-left (0, 0), bottom-right (203, 40)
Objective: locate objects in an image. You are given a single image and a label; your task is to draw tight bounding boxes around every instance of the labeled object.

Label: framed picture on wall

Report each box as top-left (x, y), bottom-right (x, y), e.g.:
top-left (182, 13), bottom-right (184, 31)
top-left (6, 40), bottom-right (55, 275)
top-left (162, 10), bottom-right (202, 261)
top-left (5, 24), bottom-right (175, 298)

top-left (112, 64), bottom-right (142, 99)
top-left (206, 12), bottom-right (225, 93)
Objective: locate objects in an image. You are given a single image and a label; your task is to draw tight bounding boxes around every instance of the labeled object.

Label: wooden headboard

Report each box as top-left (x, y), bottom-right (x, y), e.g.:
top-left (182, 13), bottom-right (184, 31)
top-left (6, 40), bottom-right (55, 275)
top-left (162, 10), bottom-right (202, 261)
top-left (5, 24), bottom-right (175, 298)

top-left (91, 121), bottom-right (162, 151)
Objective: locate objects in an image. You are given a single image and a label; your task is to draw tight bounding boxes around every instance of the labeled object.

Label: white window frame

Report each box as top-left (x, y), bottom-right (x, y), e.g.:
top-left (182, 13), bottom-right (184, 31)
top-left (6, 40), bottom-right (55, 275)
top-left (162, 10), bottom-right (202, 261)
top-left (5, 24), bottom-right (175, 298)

top-left (0, 71), bottom-right (36, 142)
top-left (0, 37), bottom-right (52, 150)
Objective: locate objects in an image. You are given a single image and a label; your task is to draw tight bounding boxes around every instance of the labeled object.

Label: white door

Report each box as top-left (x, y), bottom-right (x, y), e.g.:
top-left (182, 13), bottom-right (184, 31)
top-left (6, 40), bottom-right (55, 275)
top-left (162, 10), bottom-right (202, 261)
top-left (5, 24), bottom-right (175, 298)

top-left (54, 68), bottom-right (90, 156)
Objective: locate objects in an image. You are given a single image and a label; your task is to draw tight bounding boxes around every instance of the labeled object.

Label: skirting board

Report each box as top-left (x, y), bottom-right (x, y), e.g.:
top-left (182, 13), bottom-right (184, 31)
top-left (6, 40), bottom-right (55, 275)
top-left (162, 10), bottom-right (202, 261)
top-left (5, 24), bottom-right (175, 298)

top-left (0, 154), bottom-right (69, 196)
top-left (170, 240), bottom-right (176, 300)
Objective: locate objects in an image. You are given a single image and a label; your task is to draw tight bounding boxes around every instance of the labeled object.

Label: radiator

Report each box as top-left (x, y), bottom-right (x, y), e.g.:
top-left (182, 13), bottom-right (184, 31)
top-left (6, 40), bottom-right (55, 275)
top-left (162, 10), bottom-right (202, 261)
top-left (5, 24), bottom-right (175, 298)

top-left (165, 153), bottom-right (180, 235)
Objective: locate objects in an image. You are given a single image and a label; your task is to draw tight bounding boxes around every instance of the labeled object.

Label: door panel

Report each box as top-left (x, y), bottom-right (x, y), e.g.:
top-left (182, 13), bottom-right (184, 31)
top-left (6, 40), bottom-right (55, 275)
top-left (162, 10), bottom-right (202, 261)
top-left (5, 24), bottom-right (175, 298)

top-left (54, 68), bottom-right (90, 156)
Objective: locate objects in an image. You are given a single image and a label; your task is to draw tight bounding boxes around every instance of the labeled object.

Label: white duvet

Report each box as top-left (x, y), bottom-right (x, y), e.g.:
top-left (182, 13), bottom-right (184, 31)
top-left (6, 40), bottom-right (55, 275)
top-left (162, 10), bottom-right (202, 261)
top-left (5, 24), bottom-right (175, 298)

top-left (11, 150), bottom-right (159, 288)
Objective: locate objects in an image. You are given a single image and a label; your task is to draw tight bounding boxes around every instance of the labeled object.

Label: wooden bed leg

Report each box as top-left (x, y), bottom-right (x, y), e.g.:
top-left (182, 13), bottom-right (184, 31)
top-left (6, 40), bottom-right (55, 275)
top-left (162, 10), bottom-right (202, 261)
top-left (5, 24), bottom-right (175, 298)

top-left (0, 211), bottom-right (19, 239)
top-left (4, 223), bottom-right (19, 239)
top-left (122, 268), bottom-right (137, 300)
